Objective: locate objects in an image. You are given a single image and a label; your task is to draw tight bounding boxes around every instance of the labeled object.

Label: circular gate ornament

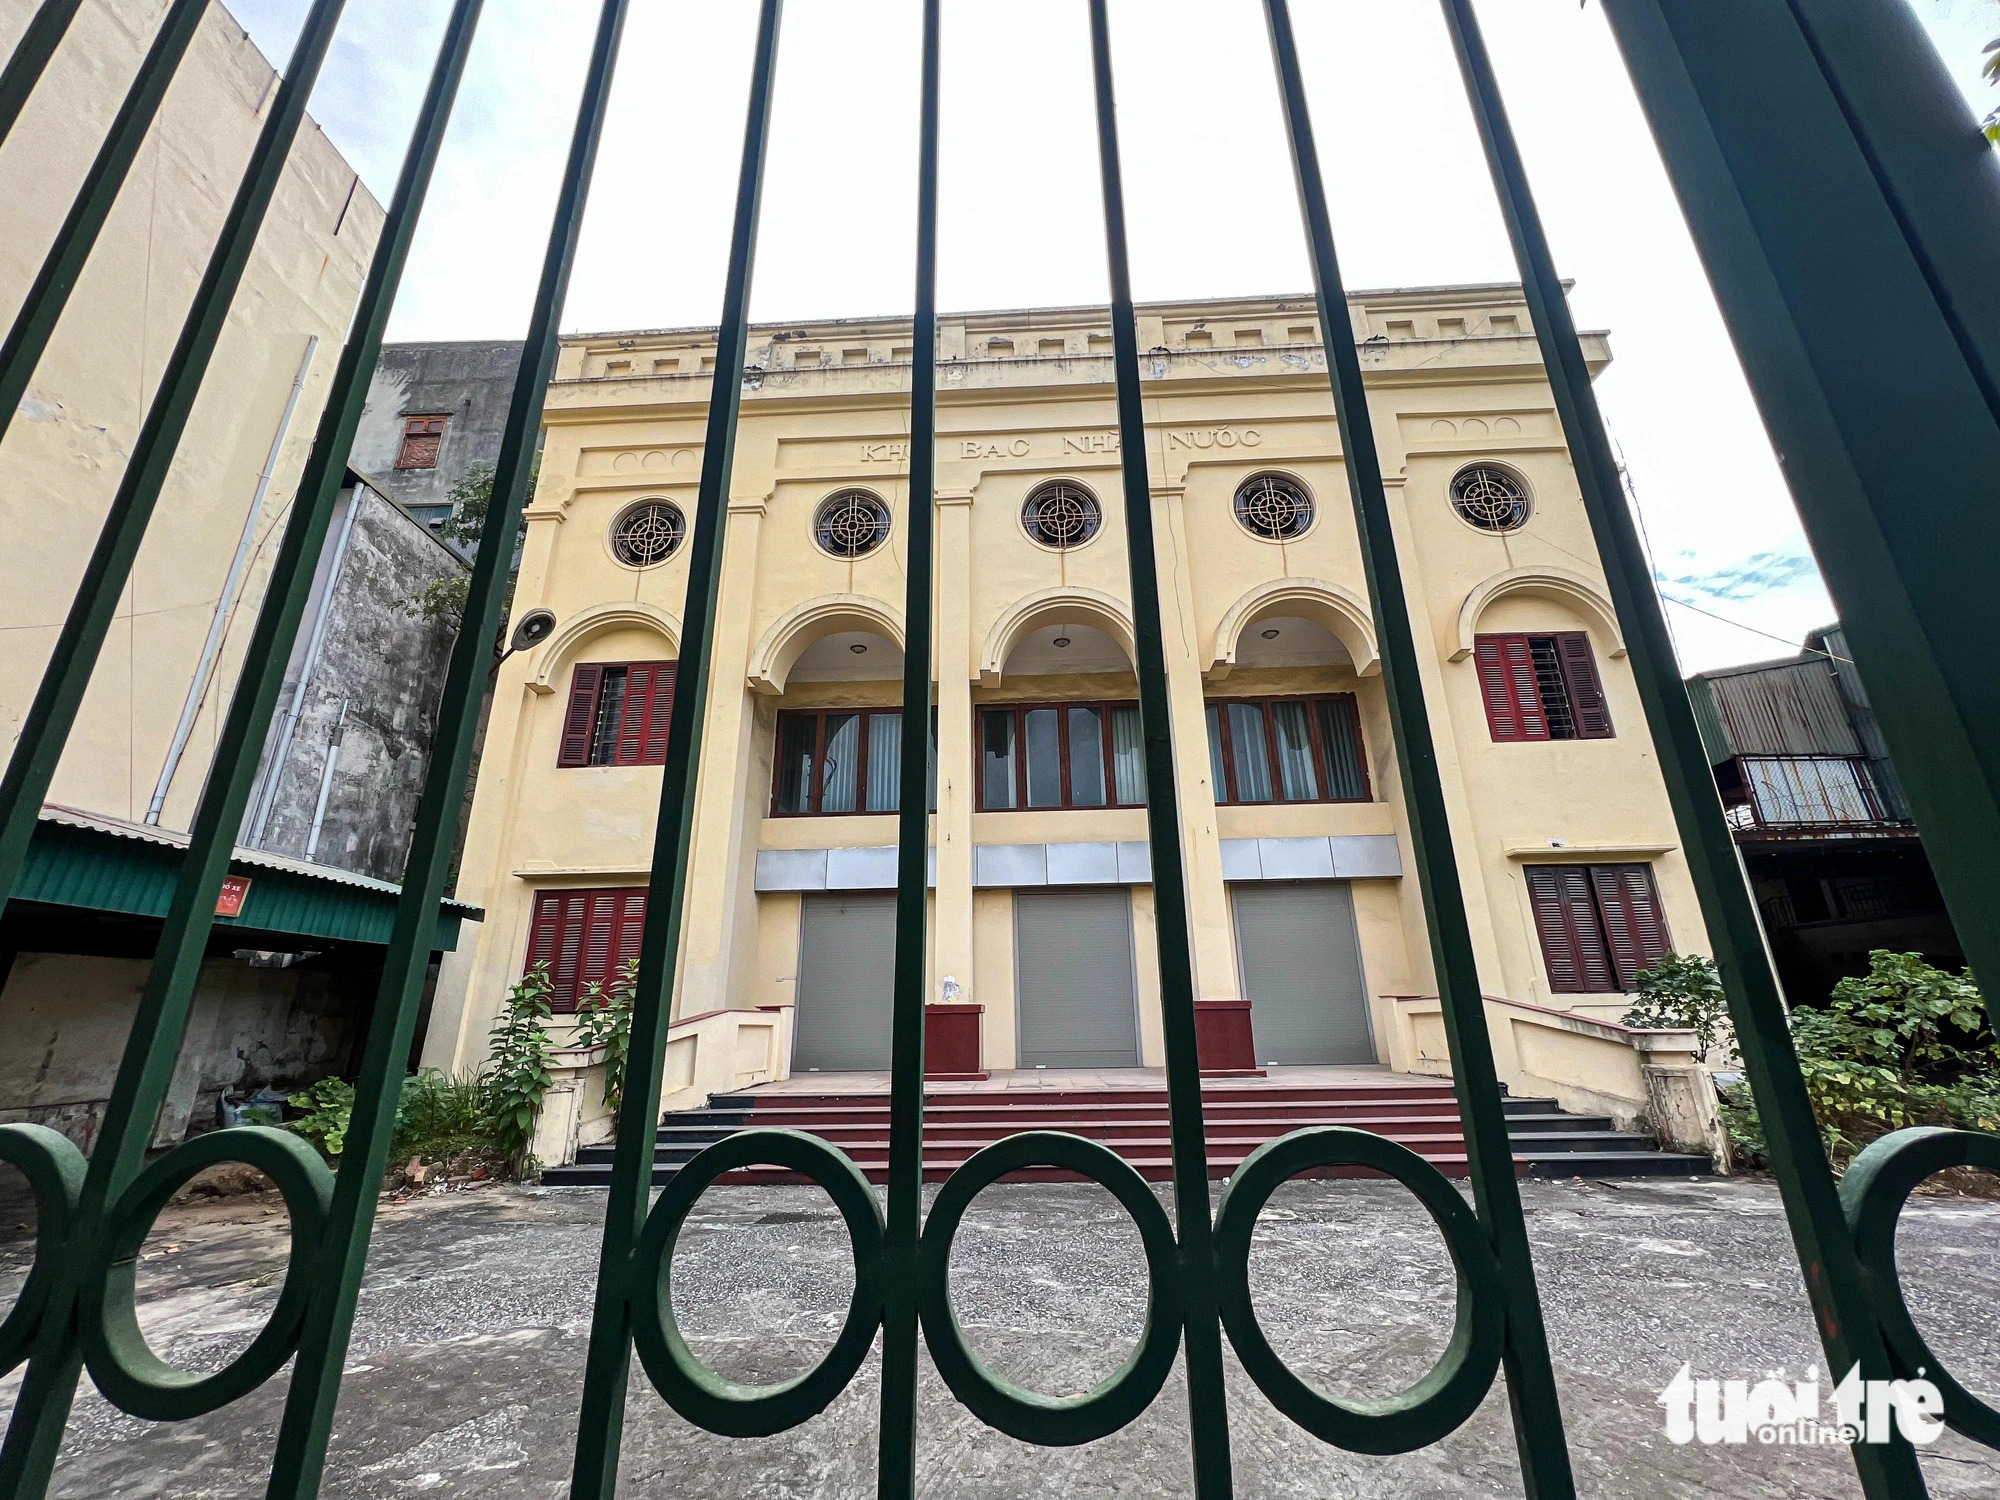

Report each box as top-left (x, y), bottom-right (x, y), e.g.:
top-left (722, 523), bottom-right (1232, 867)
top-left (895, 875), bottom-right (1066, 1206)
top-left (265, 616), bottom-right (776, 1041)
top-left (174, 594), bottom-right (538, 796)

top-left (1212, 1126), bottom-right (1505, 1453)
top-left (629, 1128), bottom-right (886, 1436)
top-left (82, 1126), bottom-right (333, 1420)
top-left (611, 500), bottom-right (687, 567)
top-left (1233, 473), bottom-right (1314, 541)
top-left (1021, 482), bottom-right (1102, 551)
top-left (813, 490), bottom-right (892, 559)
top-left (1840, 1125), bottom-right (2000, 1447)
top-left (916, 1131), bottom-right (1184, 1446)
top-left (1448, 464), bottom-right (1531, 533)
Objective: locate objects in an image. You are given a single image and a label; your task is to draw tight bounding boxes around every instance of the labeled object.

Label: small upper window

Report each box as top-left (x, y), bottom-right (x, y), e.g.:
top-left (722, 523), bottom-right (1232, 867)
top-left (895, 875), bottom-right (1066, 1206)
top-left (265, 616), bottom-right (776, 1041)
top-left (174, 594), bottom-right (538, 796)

top-left (814, 489), bottom-right (892, 559)
top-left (396, 415), bottom-right (449, 470)
top-left (558, 662), bottom-right (676, 767)
top-left (1449, 463), bottom-right (1531, 532)
top-left (1233, 473), bottom-right (1314, 541)
top-left (1474, 632), bottom-right (1613, 742)
top-left (611, 500), bottom-right (686, 567)
top-left (1021, 481), bottom-right (1101, 551)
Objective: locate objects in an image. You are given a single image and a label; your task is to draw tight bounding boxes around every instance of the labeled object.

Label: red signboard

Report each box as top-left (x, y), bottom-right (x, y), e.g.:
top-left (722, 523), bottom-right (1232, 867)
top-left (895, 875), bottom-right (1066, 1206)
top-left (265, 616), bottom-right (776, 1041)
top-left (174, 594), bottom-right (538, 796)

top-left (215, 875), bottom-right (252, 919)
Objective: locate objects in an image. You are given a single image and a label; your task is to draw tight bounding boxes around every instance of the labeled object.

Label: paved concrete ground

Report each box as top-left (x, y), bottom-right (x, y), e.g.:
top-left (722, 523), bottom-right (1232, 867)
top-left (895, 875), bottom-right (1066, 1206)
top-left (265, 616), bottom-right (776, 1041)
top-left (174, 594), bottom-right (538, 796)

top-left (1, 1174), bottom-right (1994, 1498)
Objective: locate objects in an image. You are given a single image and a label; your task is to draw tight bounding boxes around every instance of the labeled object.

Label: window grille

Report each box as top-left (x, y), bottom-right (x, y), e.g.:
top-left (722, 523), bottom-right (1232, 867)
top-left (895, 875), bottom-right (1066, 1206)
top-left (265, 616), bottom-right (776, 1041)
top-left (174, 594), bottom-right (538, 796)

top-left (1474, 632), bottom-right (1613, 741)
top-left (1021, 481), bottom-right (1101, 550)
top-left (610, 500), bottom-right (685, 567)
top-left (813, 489), bottom-right (891, 558)
top-left (1232, 473), bottom-right (1314, 541)
top-left (1448, 463), bottom-right (1530, 532)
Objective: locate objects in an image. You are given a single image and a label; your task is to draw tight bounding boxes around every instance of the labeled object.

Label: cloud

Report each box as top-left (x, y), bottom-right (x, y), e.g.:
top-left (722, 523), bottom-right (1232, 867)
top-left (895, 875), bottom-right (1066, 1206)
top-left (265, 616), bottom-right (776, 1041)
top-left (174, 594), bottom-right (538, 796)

top-left (1656, 548), bottom-right (1818, 603)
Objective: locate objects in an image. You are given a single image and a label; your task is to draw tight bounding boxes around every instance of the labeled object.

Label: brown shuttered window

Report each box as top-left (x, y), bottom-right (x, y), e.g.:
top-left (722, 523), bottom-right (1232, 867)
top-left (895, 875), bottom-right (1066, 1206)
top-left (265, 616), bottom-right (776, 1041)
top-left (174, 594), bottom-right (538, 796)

top-left (1525, 862), bottom-right (1670, 993)
top-left (1475, 631), bottom-right (1612, 742)
top-left (396, 414), bottom-right (449, 469)
top-left (524, 886), bottom-right (646, 1011)
top-left (556, 661), bottom-right (675, 767)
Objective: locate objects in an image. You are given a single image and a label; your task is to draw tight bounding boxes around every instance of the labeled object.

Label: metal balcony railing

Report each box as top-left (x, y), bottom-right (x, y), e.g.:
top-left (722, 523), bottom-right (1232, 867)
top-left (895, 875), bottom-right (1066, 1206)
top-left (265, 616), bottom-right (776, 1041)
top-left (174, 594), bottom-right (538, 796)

top-left (1727, 754), bottom-right (1904, 831)
top-left (0, 3), bottom-right (1994, 1499)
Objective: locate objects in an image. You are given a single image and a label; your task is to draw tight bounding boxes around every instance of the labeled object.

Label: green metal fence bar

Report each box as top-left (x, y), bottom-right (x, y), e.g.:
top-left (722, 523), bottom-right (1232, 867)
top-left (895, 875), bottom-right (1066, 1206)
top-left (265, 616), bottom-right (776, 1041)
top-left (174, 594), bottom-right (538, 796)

top-left (0, 5), bottom-right (489, 1492)
top-left (1437, 7), bottom-right (1928, 1495)
top-left (877, 1), bottom-right (941, 1495)
top-left (0, 0), bottom-right (207, 451)
top-left (567, 4), bottom-right (783, 1493)
top-left (0, 0), bottom-right (84, 146)
top-left (1258, 5), bottom-right (1577, 1496)
top-left (1083, 5), bottom-right (1233, 1493)
top-left (1602, 0), bottom-right (2000, 1011)
top-left (262, 4), bottom-right (632, 1492)
top-left (0, 0), bottom-right (349, 909)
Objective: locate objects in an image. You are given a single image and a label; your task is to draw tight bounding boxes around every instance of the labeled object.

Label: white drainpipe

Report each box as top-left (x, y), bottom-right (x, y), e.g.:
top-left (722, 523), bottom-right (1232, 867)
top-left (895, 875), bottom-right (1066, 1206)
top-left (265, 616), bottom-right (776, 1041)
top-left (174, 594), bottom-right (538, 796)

top-left (146, 335), bottom-right (319, 825)
top-left (247, 481), bottom-right (363, 848)
top-left (304, 699), bottom-right (348, 861)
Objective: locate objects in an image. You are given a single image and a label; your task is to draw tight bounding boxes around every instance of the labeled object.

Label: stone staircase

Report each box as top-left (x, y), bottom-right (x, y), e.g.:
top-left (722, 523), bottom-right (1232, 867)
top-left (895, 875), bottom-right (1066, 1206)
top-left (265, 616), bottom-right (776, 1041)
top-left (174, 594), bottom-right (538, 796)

top-left (539, 1080), bottom-right (1711, 1187)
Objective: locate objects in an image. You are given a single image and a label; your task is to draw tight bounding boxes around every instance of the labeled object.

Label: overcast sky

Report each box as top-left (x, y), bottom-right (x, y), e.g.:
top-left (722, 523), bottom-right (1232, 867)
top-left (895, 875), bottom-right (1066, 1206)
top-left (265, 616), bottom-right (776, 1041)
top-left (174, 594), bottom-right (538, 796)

top-left (225, 0), bottom-right (2000, 674)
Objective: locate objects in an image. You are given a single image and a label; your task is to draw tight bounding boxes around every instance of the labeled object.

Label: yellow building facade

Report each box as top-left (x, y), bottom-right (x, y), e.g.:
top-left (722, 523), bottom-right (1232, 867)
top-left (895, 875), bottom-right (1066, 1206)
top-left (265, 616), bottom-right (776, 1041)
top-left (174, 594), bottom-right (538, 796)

top-left (425, 286), bottom-right (1711, 1121)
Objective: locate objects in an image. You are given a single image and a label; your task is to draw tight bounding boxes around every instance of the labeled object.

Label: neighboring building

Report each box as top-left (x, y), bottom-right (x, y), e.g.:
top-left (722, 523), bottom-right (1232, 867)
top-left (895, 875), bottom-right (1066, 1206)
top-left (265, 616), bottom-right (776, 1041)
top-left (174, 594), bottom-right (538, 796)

top-left (352, 340), bottom-right (526, 533)
top-left (425, 287), bottom-right (1712, 1109)
top-left (1689, 627), bottom-right (1961, 1005)
top-left (239, 472), bottom-right (467, 882)
top-left (0, 0), bottom-right (476, 1151)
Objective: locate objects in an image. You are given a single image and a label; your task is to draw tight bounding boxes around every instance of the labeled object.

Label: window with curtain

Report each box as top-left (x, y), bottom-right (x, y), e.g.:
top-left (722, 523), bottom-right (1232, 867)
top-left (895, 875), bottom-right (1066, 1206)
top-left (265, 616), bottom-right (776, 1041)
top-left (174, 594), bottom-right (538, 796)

top-left (1205, 694), bottom-right (1368, 805)
top-left (977, 702), bottom-right (1146, 810)
top-left (772, 708), bottom-right (934, 816)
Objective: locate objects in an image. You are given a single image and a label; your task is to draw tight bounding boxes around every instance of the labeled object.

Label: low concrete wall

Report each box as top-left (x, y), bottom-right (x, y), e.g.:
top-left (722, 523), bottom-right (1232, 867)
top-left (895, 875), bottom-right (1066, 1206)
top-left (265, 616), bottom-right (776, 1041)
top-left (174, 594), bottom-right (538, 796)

top-left (1388, 992), bottom-right (1722, 1161)
top-left (0, 951), bottom-right (362, 1152)
top-left (533, 1004), bottom-right (796, 1168)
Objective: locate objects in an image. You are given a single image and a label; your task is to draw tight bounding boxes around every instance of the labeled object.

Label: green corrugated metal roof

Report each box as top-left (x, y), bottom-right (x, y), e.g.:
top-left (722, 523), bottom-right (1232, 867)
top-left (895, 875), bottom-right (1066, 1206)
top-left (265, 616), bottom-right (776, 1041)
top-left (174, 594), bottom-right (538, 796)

top-left (1684, 675), bottom-right (1735, 767)
top-left (16, 807), bottom-right (480, 951)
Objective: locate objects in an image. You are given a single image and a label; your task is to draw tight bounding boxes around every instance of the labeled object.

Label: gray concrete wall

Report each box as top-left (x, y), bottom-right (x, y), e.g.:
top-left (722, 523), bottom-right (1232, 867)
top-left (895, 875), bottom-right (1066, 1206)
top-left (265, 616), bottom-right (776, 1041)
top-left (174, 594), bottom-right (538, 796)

top-left (351, 341), bottom-right (525, 524)
top-left (245, 483), bottom-right (466, 881)
top-left (0, 952), bottom-right (363, 1151)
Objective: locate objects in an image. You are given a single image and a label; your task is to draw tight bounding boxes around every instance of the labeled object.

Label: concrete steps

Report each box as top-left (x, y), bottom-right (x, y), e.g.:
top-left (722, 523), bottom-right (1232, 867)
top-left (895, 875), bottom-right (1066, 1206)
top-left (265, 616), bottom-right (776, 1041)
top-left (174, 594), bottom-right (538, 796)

top-left (540, 1081), bottom-right (1712, 1186)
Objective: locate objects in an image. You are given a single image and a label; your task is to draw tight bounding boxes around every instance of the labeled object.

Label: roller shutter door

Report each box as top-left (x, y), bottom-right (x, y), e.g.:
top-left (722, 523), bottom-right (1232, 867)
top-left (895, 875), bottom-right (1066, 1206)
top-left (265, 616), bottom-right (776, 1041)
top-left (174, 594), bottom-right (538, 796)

top-left (1232, 882), bottom-right (1373, 1064)
top-left (792, 893), bottom-right (897, 1071)
top-left (1014, 888), bottom-right (1140, 1068)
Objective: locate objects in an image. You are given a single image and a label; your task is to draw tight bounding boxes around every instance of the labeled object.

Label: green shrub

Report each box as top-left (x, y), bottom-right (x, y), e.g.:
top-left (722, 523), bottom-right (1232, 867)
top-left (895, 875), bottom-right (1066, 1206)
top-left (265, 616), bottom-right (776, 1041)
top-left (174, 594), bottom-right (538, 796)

top-left (574, 957), bottom-right (637, 1112)
top-left (1723, 950), bottom-right (1997, 1168)
top-left (285, 1076), bottom-right (357, 1156)
top-left (393, 1069), bottom-right (493, 1168)
top-left (1622, 953), bottom-right (1731, 1056)
top-left (484, 962), bottom-right (557, 1165)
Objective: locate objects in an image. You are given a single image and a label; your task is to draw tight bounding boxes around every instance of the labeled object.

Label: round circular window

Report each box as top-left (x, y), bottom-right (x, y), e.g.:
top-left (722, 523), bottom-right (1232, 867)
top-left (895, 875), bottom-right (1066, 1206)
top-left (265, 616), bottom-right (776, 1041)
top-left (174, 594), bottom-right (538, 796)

top-left (1021, 481), bottom-right (1102, 550)
top-left (813, 489), bottom-right (892, 559)
top-left (610, 500), bottom-right (686, 566)
top-left (1449, 464), bottom-right (1531, 533)
top-left (1233, 473), bottom-right (1314, 541)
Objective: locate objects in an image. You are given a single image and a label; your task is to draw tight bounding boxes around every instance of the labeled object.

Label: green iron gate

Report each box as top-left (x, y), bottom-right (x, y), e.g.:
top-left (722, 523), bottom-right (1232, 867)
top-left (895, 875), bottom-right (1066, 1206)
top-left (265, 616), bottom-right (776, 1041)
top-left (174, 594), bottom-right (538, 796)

top-left (0, 1), bottom-right (1995, 1496)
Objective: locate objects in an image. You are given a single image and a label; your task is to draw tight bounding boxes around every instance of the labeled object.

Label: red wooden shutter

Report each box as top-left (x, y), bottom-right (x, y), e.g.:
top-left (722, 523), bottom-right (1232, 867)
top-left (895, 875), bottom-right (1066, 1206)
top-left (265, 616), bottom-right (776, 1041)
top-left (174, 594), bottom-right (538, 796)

top-left (1474, 634), bottom-right (1548, 742)
top-left (1591, 864), bottom-right (1671, 990)
top-left (639, 663), bottom-right (674, 765)
top-left (558, 665), bottom-right (605, 767)
top-left (612, 889), bottom-right (647, 976)
top-left (615, 666), bottom-right (653, 766)
top-left (1557, 632), bottom-right (1614, 739)
top-left (1526, 865), bottom-right (1616, 993)
top-left (525, 888), bottom-right (593, 1009)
